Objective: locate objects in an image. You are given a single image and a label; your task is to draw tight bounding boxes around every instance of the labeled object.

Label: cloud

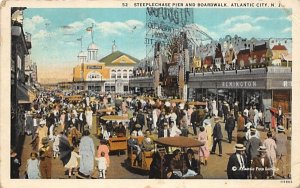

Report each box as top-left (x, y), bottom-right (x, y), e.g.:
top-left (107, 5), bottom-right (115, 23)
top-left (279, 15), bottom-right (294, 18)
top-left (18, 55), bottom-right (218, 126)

top-left (221, 15), bottom-right (252, 27)
top-left (96, 20), bottom-right (144, 36)
top-left (227, 23), bottom-right (260, 33)
top-left (282, 27), bottom-right (291, 33)
top-left (23, 15), bottom-right (49, 33)
top-left (32, 29), bottom-right (55, 40)
top-left (253, 16), bottom-right (270, 23)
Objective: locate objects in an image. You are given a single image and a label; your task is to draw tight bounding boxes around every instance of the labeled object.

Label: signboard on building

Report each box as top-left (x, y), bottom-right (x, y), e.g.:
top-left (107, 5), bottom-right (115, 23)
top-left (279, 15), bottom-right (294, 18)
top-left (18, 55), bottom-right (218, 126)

top-left (145, 8), bottom-right (194, 46)
top-left (87, 65), bottom-right (102, 69)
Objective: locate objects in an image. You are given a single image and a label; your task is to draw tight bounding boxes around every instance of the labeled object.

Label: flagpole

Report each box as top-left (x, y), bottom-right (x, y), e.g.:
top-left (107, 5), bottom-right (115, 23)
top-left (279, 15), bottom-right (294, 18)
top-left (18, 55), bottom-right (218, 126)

top-left (91, 23), bottom-right (94, 43)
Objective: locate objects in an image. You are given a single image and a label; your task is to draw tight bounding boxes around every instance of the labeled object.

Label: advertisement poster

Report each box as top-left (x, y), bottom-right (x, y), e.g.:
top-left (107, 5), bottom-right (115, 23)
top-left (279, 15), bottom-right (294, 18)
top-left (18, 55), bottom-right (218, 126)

top-left (0, 0), bottom-right (299, 187)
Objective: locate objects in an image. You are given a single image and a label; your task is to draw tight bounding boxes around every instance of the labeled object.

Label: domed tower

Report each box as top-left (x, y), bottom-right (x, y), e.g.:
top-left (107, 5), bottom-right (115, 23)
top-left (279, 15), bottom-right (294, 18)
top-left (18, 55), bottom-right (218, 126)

top-left (78, 51), bottom-right (87, 64)
top-left (87, 43), bottom-right (98, 61)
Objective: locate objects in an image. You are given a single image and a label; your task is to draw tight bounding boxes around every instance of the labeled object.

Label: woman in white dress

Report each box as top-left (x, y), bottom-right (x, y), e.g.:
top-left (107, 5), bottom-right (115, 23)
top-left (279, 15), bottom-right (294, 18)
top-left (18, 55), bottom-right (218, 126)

top-left (65, 146), bottom-right (80, 178)
top-left (85, 107), bottom-right (93, 130)
top-left (26, 152), bottom-right (40, 179)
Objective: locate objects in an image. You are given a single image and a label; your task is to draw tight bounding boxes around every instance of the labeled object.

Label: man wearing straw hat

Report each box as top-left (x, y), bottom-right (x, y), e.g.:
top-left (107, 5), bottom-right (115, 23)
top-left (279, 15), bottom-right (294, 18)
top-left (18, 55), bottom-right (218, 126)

top-left (211, 117), bottom-right (223, 157)
top-left (246, 127), bottom-right (262, 166)
top-left (251, 146), bottom-right (272, 179)
top-left (274, 125), bottom-right (289, 178)
top-left (227, 144), bottom-right (248, 179)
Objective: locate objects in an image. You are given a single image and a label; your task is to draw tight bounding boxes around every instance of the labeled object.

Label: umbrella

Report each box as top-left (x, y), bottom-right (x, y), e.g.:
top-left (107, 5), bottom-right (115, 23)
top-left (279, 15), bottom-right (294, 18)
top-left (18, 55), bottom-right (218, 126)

top-left (170, 99), bottom-right (185, 103)
top-left (154, 136), bottom-right (203, 148)
top-left (270, 107), bottom-right (279, 114)
top-left (97, 109), bottom-right (115, 113)
top-left (100, 115), bottom-right (129, 121)
top-left (188, 101), bottom-right (207, 106)
top-left (59, 135), bottom-right (72, 166)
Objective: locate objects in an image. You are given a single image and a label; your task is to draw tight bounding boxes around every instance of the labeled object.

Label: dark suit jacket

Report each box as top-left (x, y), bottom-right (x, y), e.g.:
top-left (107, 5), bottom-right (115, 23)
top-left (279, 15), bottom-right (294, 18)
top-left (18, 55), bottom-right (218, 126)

top-left (225, 116), bottom-right (235, 131)
top-left (251, 156), bottom-right (272, 179)
top-left (185, 158), bottom-right (199, 174)
top-left (227, 153), bottom-right (248, 179)
top-left (191, 110), bottom-right (199, 125)
top-left (213, 123), bottom-right (223, 139)
top-left (158, 129), bottom-right (170, 138)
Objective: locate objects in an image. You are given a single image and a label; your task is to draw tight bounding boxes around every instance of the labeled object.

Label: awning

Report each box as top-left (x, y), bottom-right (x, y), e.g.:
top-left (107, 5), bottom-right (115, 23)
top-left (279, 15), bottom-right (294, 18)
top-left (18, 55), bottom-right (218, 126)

top-left (17, 84), bottom-right (36, 104)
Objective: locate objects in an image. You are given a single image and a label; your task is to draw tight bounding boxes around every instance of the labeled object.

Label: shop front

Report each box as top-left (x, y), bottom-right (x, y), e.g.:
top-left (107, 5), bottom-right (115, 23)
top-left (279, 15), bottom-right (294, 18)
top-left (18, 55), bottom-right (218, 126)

top-left (189, 67), bottom-right (292, 113)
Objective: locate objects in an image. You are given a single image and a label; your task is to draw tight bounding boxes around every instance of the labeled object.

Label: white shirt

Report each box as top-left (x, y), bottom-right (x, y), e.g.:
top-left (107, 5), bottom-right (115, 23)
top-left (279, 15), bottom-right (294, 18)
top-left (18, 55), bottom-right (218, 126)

top-left (163, 129), bottom-right (168, 137)
top-left (170, 126), bottom-right (182, 137)
top-left (236, 153), bottom-right (245, 168)
top-left (261, 157), bottom-right (265, 166)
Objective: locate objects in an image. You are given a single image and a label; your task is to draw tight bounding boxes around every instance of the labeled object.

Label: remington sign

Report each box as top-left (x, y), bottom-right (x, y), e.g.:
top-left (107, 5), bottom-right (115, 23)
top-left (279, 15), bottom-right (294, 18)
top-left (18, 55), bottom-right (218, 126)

top-left (221, 81), bottom-right (257, 88)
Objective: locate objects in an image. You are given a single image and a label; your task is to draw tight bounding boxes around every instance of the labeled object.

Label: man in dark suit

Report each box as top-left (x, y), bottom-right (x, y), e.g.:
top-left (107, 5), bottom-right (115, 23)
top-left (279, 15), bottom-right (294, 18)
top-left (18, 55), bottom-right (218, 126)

top-left (77, 109), bottom-right (86, 133)
top-left (227, 144), bottom-right (248, 179)
top-left (129, 114), bottom-right (138, 134)
top-left (211, 117), bottom-right (223, 156)
top-left (246, 128), bottom-right (262, 166)
top-left (225, 114), bottom-right (235, 143)
top-left (136, 109), bottom-right (145, 131)
top-left (158, 123), bottom-right (170, 138)
top-left (251, 146), bottom-right (272, 179)
top-left (190, 107), bottom-right (200, 136)
top-left (185, 149), bottom-right (199, 174)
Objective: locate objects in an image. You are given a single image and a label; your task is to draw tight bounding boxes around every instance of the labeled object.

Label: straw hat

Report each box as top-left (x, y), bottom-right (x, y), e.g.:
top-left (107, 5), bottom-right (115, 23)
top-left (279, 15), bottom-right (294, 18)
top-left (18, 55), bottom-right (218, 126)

top-left (277, 125), bottom-right (285, 132)
top-left (257, 146), bottom-right (267, 152)
top-left (135, 124), bottom-right (141, 129)
top-left (235, 144), bottom-right (246, 151)
top-left (214, 117), bottom-right (221, 123)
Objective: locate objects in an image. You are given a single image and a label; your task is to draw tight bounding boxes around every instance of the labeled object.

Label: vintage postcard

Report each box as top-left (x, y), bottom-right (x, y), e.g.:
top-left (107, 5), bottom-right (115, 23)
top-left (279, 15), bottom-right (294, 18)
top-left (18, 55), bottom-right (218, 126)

top-left (0, 0), bottom-right (299, 187)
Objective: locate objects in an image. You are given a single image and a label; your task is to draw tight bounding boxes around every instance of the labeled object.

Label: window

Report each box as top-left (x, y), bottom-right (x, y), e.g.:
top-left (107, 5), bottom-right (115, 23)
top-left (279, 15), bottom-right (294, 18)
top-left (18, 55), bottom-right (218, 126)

top-left (111, 70), bottom-right (116, 79)
top-left (129, 70), bottom-right (133, 78)
top-left (87, 72), bottom-right (102, 80)
top-left (117, 69), bottom-right (121, 79)
top-left (123, 70), bottom-right (128, 78)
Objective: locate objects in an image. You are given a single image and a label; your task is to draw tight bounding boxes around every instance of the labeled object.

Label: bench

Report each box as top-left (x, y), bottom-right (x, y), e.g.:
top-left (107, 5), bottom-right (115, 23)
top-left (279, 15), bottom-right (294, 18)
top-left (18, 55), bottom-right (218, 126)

top-left (108, 137), bottom-right (127, 156)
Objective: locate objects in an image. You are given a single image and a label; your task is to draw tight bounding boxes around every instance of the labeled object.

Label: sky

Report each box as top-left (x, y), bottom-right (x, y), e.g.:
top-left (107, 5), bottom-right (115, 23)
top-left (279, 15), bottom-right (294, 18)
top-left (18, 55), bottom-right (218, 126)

top-left (22, 8), bottom-right (292, 83)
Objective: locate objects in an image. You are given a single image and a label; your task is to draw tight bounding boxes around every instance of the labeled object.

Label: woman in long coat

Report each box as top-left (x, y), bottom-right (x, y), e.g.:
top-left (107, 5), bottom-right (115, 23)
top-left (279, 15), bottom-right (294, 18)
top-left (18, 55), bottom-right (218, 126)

top-left (198, 126), bottom-right (210, 165)
top-left (79, 130), bottom-right (95, 177)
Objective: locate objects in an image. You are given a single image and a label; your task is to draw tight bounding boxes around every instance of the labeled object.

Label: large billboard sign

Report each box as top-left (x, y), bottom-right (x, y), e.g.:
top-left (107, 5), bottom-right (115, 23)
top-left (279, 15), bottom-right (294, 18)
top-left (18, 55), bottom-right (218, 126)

top-left (145, 7), bottom-right (193, 46)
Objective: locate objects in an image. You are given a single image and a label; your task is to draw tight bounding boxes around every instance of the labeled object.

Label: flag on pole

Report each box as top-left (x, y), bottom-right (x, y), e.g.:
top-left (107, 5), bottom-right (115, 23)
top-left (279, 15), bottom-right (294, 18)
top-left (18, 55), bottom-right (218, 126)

top-left (77, 38), bottom-right (82, 41)
top-left (86, 27), bottom-right (93, 32)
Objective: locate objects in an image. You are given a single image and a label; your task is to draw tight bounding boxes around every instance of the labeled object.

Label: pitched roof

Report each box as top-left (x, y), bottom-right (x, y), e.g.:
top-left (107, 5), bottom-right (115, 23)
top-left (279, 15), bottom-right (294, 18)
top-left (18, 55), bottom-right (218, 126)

top-left (272, 45), bottom-right (287, 51)
top-left (99, 51), bottom-right (140, 66)
top-left (253, 43), bottom-right (267, 51)
top-left (238, 49), bottom-right (250, 55)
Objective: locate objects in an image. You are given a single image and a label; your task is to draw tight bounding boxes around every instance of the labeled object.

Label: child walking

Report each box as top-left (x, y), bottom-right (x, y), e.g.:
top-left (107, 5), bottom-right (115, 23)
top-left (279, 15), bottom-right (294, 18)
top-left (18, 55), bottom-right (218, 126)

top-left (96, 152), bottom-right (108, 179)
top-left (64, 146), bottom-right (80, 178)
top-left (26, 152), bottom-right (40, 179)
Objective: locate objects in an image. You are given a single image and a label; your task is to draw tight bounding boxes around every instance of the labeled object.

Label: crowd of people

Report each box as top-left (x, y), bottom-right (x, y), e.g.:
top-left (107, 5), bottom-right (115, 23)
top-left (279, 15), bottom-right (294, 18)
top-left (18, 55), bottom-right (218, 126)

top-left (10, 89), bottom-right (290, 179)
